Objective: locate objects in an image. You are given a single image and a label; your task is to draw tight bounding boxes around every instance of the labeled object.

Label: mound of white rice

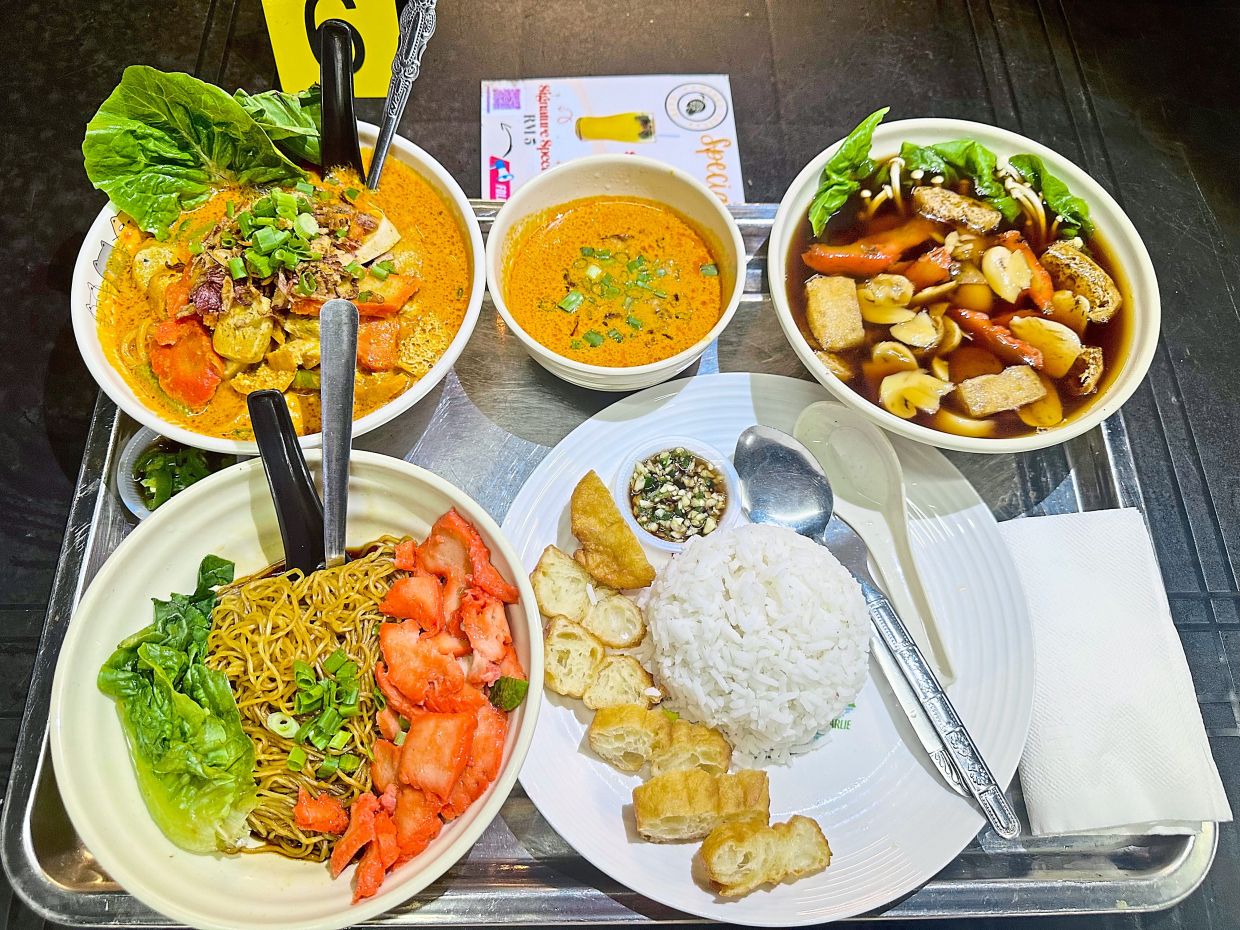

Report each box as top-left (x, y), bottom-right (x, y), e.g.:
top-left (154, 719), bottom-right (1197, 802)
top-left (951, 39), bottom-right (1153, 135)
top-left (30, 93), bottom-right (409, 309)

top-left (641, 523), bottom-right (870, 763)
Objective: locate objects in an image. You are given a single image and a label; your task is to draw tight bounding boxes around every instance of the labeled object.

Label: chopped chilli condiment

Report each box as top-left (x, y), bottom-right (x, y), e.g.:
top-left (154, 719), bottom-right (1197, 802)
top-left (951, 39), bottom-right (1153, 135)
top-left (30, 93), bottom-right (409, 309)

top-left (629, 447), bottom-right (728, 543)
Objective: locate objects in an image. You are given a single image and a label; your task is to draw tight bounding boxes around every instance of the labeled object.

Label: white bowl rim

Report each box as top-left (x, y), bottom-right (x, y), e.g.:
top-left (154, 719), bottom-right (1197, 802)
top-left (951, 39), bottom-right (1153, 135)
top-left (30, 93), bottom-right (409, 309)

top-left (48, 448), bottom-right (543, 930)
top-left (484, 153), bottom-right (747, 378)
top-left (769, 116), bottom-right (1161, 454)
top-left (70, 121), bottom-right (486, 457)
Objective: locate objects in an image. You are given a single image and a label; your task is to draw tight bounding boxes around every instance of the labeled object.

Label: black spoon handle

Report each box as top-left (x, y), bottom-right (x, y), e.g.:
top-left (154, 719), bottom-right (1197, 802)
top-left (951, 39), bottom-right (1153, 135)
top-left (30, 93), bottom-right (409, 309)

top-left (247, 390), bottom-right (324, 576)
top-left (319, 19), bottom-right (365, 177)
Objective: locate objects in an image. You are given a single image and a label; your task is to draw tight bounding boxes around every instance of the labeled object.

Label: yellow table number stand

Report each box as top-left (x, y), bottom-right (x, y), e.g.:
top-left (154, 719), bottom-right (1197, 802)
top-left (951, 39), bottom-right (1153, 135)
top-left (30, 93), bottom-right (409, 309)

top-left (261, 0), bottom-right (399, 97)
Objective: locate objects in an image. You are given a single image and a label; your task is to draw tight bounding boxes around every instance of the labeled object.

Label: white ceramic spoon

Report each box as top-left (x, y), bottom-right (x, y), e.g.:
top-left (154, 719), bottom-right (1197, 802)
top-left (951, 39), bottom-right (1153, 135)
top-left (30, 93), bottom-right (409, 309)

top-left (794, 401), bottom-right (955, 682)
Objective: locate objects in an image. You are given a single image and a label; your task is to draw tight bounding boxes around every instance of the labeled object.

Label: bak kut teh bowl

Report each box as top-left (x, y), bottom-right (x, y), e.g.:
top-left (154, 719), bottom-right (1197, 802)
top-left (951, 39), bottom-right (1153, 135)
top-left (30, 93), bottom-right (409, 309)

top-left (769, 118), bottom-right (1160, 454)
top-left (486, 155), bottom-right (746, 392)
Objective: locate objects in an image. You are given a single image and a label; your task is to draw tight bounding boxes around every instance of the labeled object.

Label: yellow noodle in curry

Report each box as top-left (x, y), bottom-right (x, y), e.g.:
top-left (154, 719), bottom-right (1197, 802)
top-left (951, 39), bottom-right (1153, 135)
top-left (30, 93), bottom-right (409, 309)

top-left (207, 539), bottom-right (399, 861)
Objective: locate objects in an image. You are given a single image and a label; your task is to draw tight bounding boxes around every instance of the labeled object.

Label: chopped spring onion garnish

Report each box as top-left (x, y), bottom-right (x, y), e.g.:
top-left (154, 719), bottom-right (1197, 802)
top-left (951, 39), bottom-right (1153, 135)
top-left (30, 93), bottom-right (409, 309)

top-left (583, 330), bottom-right (604, 347)
top-left (266, 712), bottom-right (299, 738)
top-left (394, 730), bottom-right (406, 747)
top-left (558, 290), bottom-right (584, 313)
top-left (343, 187), bottom-right (361, 202)
top-left (585, 263), bottom-right (603, 280)
top-left (317, 756), bottom-right (340, 778)
top-left (607, 328), bottom-right (623, 343)
top-left (188, 240), bottom-right (204, 255)
top-left (293, 659), bottom-right (315, 689)
top-left (225, 200), bottom-right (235, 218)
top-left (295, 271), bottom-right (316, 297)
top-left (626, 315), bottom-right (643, 330)
top-left (344, 261), bottom-right (364, 278)
top-left (295, 180), bottom-right (314, 196)
top-left (294, 213), bottom-right (319, 238)
top-left (322, 648), bottom-right (348, 675)
top-left (700, 263), bottom-right (718, 276)
top-left (357, 290), bottom-right (379, 304)
top-left (369, 263), bottom-right (389, 281)
top-left (227, 257), bottom-right (246, 280)
top-left (328, 729), bottom-right (351, 753)
top-left (580, 246), bottom-right (594, 256)
top-left (286, 746), bottom-right (307, 772)
top-left (338, 753), bottom-right (361, 773)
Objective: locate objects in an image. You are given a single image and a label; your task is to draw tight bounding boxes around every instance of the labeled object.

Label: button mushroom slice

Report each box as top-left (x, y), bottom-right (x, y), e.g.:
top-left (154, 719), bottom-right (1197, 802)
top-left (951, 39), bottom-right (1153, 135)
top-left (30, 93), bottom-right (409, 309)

top-left (908, 279), bottom-right (960, 306)
top-left (350, 215), bottom-right (402, 265)
top-left (955, 365), bottom-right (1047, 418)
top-left (857, 274), bottom-right (917, 324)
top-left (889, 311), bottom-right (941, 350)
top-left (913, 186), bottom-right (1003, 234)
top-left (879, 370), bottom-right (954, 419)
top-left (982, 246), bottom-right (1033, 304)
top-left (1007, 316), bottom-right (1082, 378)
top-left (805, 275), bottom-right (865, 351)
top-left (931, 407), bottom-right (998, 438)
top-left (1040, 240), bottom-right (1122, 322)
top-left (862, 341), bottom-right (919, 382)
top-left (1018, 373), bottom-right (1065, 429)
top-left (1062, 345), bottom-right (1105, 396)
top-left (1048, 289), bottom-right (1090, 335)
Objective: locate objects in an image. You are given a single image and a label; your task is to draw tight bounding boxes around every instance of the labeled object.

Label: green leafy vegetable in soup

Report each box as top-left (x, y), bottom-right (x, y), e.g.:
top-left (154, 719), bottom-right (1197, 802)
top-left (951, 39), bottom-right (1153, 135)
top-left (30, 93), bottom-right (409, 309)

top-left (233, 85), bottom-right (323, 165)
top-left (808, 106), bottom-right (889, 237)
top-left (97, 555), bottom-right (257, 853)
top-left (1008, 154), bottom-right (1094, 237)
top-left (83, 66), bottom-right (306, 234)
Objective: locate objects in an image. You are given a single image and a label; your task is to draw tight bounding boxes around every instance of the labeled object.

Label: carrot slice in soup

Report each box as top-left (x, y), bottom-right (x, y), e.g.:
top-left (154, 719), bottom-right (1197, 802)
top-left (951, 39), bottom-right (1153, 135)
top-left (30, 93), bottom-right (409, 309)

top-left (357, 319), bottom-right (400, 371)
top-left (148, 318), bottom-right (223, 409)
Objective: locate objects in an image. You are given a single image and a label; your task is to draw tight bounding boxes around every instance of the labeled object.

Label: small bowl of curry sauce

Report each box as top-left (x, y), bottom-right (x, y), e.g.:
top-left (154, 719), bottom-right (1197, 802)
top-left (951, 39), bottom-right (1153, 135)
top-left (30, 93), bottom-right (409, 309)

top-left (486, 155), bottom-right (746, 391)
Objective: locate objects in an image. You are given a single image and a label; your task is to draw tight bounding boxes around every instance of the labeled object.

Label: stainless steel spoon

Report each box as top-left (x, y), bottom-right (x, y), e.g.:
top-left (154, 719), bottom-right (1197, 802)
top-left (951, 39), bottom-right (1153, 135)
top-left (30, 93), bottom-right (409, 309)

top-left (319, 299), bottom-right (359, 568)
top-left (733, 424), bottom-right (1021, 840)
top-left (366, 0), bottom-right (439, 189)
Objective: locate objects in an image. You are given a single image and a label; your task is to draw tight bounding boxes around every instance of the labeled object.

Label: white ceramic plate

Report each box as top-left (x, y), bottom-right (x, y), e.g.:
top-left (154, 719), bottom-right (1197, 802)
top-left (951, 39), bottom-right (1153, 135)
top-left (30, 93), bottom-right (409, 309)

top-left (49, 451), bottom-right (543, 930)
top-left (71, 122), bottom-right (487, 456)
top-left (503, 372), bottom-right (1033, 926)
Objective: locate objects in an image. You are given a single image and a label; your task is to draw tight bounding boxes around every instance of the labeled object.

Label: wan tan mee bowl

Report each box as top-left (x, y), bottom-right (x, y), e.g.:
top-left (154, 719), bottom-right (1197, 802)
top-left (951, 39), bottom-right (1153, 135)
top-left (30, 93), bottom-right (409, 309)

top-left (71, 122), bottom-right (486, 456)
top-left (48, 451), bottom-right (542, 930)
top-left (770, 118), bottom-right (1160, 454)
top-left (486, 155), bottom-right (746, 392)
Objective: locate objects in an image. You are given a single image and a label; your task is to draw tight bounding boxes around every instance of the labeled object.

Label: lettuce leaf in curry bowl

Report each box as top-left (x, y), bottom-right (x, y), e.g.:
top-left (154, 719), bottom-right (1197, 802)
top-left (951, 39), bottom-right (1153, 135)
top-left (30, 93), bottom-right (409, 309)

top-left (233, 85), bottom-right (323, 166)
top-left (83, 65), bottom-right (307, 234)
top-left (96, 554), bottom-right (257, 854)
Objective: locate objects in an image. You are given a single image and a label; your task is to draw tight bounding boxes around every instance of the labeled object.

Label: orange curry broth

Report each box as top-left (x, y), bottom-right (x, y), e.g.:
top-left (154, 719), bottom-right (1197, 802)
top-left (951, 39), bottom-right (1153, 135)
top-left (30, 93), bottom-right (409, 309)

top-left (502, 196), bottom-right (723, 367)
top-left (96, 153), bottom-right (471, 440)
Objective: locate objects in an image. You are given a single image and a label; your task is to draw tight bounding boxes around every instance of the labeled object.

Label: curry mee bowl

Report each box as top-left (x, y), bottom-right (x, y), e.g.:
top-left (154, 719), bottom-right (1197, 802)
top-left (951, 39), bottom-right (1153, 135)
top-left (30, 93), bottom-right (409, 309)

top-left (486, 155), bottom-right (745, 392)
top-left (71, 122), bottom-right (486, 456)
top-left (770, 118), bottom-right (1160, 454)
top-left (49, 451), bottom-right (542, 930)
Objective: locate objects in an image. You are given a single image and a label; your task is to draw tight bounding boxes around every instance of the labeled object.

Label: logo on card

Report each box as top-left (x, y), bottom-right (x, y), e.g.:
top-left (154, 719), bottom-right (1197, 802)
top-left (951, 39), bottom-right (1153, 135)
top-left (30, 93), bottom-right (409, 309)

top-left (488, 156), bottom-right (514, 200)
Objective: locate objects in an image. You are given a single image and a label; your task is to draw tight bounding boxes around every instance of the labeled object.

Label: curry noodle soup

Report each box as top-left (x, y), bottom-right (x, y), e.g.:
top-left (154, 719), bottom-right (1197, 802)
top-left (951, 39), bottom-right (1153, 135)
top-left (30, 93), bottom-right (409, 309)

top-left (97, 153), bottom-right (471, 441)
top-left (501, 196), bottom-right (724, 367)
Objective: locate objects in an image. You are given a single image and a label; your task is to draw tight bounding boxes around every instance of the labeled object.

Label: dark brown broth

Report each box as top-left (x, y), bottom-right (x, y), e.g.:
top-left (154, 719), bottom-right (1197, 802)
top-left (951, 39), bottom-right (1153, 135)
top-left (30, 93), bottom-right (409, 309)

top-left (784, 188), bottom-right (1131, 440)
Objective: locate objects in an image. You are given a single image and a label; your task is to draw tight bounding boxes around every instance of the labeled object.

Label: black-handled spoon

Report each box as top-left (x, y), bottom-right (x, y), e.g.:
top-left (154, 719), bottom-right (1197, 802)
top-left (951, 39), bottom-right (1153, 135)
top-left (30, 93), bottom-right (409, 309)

top-left (318, 19), bottom-right (365, 177)
top-left (247, 390), bottom-right (324, 576)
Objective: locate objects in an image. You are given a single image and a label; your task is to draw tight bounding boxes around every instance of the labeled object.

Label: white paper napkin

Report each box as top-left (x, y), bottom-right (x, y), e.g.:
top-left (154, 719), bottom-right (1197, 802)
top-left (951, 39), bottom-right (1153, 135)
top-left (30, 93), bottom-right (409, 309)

top-left (998, 508), bottom-right (1232, 836)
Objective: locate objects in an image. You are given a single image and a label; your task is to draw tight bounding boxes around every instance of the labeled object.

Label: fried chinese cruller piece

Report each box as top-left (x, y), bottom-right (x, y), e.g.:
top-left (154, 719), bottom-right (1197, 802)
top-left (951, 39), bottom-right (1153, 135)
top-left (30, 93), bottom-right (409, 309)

top-left (570, 471), bottom-right (656, 589)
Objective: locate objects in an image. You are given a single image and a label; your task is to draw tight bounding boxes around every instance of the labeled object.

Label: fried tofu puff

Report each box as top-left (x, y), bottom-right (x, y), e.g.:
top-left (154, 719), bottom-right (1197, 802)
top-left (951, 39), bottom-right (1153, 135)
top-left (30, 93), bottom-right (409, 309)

top-left (570, 471), bottom-right (655, 590)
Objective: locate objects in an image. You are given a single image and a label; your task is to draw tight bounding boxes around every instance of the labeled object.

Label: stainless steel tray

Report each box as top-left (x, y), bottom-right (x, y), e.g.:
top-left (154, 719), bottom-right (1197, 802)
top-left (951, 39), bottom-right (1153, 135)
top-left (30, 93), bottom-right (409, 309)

top-left (1, 203), bottom-right (1216, 925)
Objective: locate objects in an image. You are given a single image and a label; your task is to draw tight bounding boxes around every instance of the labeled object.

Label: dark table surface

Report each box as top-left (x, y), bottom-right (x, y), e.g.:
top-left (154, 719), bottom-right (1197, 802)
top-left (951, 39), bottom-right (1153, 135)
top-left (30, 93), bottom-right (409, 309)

top-left (2, 1), bottom-right (1238, 927)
